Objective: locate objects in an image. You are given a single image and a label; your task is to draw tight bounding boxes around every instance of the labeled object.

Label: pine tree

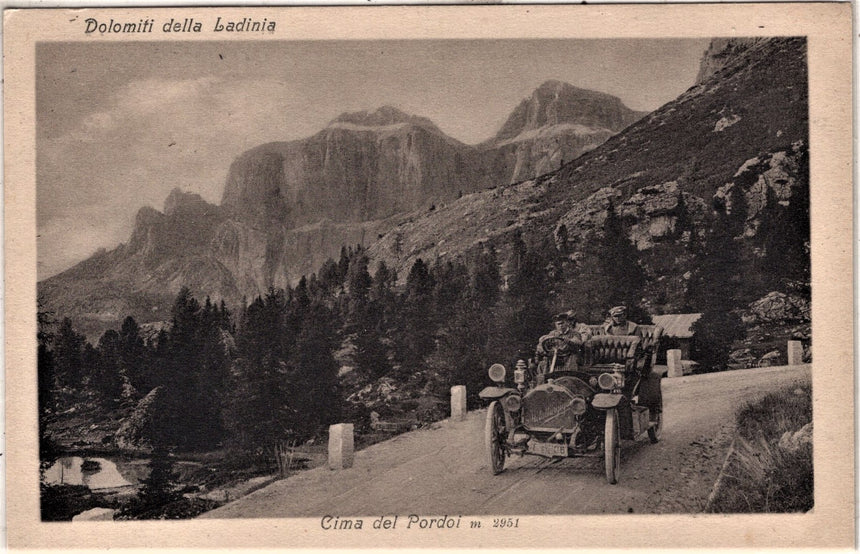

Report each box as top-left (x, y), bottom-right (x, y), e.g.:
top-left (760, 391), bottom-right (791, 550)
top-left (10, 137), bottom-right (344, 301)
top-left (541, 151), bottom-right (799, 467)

top-left (120, 446), bottom-right (182, 518)
top-left (93, 330), bottom-right (125, 406)
top-left (149, 287), bottom-right (230, 450)
top-left (119, 316), bottom-right (148, 394)
top-left (344, 254), bottom-right (391, 380)
top-left (489, 241), bottom-right (553, 365)
top-left (37, 299), bottom-right (58, 468)
top-left (687, 201), bottom-right (747, 371)
top-left (53, 318), bottom-right (85, 392)
top-left (428, 247), bottom-right (502, 406)
top-left (286, 301), bottom-right (343, 437)
top-left (226, 290), bottom-right (290, 454)
top-left (559, 201), bottom-right (648, 322)
top-left (394, 259), bottom-right (436, 373)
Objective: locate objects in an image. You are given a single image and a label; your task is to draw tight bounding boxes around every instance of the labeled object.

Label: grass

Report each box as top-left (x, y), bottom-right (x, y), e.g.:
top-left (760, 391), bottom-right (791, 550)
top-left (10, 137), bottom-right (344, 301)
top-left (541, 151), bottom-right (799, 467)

top-left (708, 380), bottom-right (812, 513)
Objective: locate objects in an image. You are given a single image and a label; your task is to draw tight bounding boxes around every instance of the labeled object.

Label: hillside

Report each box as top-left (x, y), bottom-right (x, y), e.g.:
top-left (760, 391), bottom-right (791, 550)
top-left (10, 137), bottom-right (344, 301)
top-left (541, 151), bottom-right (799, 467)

top-left (367, 38), bottom-right (808, 298)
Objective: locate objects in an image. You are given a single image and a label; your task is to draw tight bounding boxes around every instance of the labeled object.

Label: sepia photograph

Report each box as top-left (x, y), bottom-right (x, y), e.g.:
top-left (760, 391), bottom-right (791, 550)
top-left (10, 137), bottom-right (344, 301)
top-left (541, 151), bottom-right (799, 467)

top-left (5, 4), bottom-right (853, 550)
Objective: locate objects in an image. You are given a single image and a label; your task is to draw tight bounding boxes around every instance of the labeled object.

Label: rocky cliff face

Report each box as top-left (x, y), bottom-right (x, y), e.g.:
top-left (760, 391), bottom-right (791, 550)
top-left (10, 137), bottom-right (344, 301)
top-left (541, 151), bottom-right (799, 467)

top-left (695, 38), bottom-right (768, 84)
top-left (221, 106), bottom-right (487, 228)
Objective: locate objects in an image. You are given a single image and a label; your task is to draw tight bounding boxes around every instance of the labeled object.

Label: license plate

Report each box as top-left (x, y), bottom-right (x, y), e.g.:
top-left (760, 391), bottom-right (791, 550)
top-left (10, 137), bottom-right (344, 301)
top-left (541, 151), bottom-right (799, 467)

top-left (529, 440), bottom-right (568, 457)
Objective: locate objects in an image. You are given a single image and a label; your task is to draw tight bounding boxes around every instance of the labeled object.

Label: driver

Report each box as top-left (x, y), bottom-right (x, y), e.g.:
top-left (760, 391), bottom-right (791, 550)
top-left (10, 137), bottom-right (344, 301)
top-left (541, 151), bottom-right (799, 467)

top-left (535, 311), bottom-right (590, 373)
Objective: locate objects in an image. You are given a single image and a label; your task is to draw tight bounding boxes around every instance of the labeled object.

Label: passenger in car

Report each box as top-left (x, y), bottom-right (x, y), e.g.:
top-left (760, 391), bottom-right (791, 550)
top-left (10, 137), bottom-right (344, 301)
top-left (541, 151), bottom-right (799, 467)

top-left (603, 305), bottom-right (638, 336)
top-left (535, 310), bottom-right (590, 373)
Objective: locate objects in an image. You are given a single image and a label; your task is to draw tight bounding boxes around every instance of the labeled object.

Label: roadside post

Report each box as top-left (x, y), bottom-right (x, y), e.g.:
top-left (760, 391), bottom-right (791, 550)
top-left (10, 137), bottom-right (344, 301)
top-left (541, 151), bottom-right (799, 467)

top-left (667, 349), bottom-right (683, 378)
top-left (787, 340), bottom-right (804, 366)
top-left (328, 423), bottom-right (354, 470)
top-left (451, 385), bottom-right (467, 421)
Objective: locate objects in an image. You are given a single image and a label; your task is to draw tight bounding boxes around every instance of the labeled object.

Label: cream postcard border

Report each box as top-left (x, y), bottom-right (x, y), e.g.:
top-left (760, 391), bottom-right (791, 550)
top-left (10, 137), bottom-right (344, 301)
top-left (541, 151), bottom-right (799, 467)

top-left (4, 4), bottom-right (853, 549)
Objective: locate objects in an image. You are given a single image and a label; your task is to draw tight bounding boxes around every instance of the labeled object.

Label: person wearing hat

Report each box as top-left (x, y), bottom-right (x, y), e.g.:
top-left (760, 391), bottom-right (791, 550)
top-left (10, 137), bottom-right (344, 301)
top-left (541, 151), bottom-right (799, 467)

top-left (535, 310), bottom-right (590, 373)
top-left (603, 305), bottom-right (638, 336)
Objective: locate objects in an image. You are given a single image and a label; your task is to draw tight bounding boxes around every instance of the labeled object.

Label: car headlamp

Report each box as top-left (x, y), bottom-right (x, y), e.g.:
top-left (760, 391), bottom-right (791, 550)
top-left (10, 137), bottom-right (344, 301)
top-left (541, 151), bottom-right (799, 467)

top-left (502, 394), bottom-right (521, 412)
top-left (488, 363), bottom-right (506, 383)
top-left (598, 372), bottom-right (616, 390)
top-left (570, 396), bottom-right (587, 415)
top-left (598, 372), bottom-right (625, 391)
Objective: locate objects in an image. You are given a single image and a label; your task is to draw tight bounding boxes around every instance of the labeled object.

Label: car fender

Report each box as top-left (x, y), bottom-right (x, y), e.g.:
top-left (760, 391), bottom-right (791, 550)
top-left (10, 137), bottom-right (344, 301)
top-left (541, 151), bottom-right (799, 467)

top-left (479, 386), bottom-right (518, 400)
top-left (592, 393), bottom-right (624, 410)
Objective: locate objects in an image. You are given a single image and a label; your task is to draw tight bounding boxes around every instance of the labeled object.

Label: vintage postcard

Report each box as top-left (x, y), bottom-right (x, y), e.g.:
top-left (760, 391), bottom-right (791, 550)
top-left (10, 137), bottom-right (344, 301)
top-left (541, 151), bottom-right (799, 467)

top-left (4, 3), bottom-right (853, 550)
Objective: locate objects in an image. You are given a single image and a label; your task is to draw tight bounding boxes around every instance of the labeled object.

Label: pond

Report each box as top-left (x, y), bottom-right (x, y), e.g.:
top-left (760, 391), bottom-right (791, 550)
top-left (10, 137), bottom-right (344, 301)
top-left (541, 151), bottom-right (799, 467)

top-left (43, 457), bottom-right (142, 490)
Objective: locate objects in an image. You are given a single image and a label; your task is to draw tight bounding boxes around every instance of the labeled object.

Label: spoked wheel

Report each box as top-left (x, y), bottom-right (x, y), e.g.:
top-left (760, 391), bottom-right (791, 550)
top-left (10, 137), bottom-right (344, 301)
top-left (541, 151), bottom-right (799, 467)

top-left (604, 408), bottom-right (621, 484)
top-left (648, 407), bottom-right (663, 444)
top-left (485, 401), bottom-right (507, 475)
top-left (640, 371), bottom-right (664, 444)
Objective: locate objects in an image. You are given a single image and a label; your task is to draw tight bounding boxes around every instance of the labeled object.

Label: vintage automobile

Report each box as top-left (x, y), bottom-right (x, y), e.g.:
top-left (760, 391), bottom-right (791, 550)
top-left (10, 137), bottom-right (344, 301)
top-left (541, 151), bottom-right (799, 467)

top-left (479, 326), bottom-right (664, 484)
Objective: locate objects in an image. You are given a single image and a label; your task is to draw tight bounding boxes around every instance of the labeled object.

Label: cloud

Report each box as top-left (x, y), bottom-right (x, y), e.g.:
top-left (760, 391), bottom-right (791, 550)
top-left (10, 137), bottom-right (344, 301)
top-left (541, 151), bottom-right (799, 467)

top-left (37, 75), bottom-right (319, 279)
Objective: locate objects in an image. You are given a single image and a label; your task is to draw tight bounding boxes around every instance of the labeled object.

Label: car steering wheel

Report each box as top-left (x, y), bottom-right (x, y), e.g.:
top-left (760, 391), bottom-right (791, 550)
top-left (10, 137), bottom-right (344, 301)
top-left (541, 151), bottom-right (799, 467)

top-left (539, 336), bottom-right (573, 355)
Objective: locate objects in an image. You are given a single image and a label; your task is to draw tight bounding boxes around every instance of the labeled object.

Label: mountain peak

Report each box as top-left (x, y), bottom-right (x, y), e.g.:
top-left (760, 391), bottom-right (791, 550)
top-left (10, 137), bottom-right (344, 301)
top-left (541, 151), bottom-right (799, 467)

top-left (331, 105), bottom-right (409, 125)
top-left (491, 81), bottom-right (644, 145)
top-left (328, 106), bottom-right (440, 133)
top-left (163, 188), bottom-right (211, 216)
top-left (534, 79), bottom-right (579, 95)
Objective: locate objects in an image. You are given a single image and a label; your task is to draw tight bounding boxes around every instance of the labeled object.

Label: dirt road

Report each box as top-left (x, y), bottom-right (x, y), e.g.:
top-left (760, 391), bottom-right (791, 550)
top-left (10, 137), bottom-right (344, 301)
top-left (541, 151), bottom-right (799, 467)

top-left (202, 364), bottom-right (810, 518)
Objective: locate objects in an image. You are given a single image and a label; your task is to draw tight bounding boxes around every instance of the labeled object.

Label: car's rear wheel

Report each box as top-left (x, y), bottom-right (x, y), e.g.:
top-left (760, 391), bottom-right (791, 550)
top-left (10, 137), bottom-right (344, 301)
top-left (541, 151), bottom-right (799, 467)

top-left (604, 408), bottom-right (620, 484)
top-left (640, 371), bottom-right (663, 444)
top-left (485, 401), bottom-right (506, 475)
top-left (648, 410), bottom-right (662, 443)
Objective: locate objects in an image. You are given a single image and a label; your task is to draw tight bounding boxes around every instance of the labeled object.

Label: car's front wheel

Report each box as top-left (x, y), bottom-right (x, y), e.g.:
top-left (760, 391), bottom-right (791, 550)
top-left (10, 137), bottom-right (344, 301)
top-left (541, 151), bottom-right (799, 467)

top-left (485, 401), bottom-right (506, 475)
top-left (604, 408), bottom-right (620, 484)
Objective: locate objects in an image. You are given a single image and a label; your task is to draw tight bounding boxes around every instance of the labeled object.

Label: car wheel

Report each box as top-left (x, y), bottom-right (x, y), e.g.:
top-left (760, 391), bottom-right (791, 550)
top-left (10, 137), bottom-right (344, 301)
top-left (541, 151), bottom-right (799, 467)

top-left (648, 410), bottom-right (662, 444)
top-left (604, 408), bottom-right (620, 484)
top-left (485, 401), bottom-right (506, 475)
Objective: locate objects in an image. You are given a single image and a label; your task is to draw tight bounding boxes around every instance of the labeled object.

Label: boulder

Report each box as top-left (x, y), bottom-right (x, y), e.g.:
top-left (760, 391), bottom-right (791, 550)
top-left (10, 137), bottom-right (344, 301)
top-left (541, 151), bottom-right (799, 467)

top-left (555, 187), bottom-right (622, 240)
top-left (620, 182), bottom-right (707, 249)
top-left (72, 507), bottom-right (116, 521)
top-left (757, 350), bottom-right (782, 367)
top-left (729, 348), bottom-right (753, 361)
top-left (716, 145), bottom-right (805, 237)
top-left (747, 291), bottom-right (810, 324)
top-left (778, 422), bottom-right (812, 452)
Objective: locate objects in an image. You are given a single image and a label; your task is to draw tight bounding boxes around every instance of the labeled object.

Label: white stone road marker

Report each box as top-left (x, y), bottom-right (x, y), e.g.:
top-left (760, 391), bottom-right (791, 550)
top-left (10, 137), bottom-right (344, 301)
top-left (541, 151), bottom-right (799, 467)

top-left (667, 349), bottom-right (683, 378)
top-left (787, 340), bottom-right (804, 366)
top-left (328, 423), bottom-right (354, 470)
top-left (451, 385), bottom-right (467, 421)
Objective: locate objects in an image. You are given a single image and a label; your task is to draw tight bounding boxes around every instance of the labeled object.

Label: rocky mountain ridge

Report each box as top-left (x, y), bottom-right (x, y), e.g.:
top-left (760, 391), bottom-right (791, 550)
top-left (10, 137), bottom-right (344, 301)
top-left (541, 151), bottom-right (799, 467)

top-left (41, 80), bottom-right (643, 337)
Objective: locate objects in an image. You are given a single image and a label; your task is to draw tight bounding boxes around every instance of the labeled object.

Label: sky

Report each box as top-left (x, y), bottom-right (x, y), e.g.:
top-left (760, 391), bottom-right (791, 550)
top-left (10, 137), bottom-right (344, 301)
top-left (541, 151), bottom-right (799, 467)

top-left (37, 38), bottom-right (710, 279)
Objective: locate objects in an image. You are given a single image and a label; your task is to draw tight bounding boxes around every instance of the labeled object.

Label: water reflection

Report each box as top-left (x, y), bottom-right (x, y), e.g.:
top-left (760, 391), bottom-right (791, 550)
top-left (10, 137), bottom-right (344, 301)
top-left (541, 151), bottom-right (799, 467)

top-left (44, 457), bottom-right (136, 490)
